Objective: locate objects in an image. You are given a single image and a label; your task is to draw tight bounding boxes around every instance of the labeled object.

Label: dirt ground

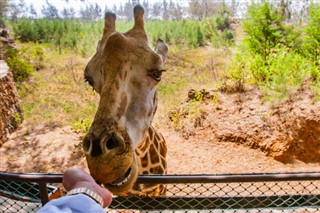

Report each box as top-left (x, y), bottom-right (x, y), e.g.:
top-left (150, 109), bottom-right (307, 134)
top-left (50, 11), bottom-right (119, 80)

top-left (0, 83), bottom-right (319, 175)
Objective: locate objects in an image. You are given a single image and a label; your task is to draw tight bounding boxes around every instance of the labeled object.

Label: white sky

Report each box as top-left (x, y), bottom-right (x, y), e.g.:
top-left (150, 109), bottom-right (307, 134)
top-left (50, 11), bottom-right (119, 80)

top-left (25, 0), bottom-right (132, 13)
top-left (24, 0), bottom-right (180, 14)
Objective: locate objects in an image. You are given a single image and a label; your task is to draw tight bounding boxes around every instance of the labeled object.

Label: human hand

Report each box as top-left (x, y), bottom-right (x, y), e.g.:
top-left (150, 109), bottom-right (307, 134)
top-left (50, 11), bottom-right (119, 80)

top-left (62, 167), bottom-right (112, 208)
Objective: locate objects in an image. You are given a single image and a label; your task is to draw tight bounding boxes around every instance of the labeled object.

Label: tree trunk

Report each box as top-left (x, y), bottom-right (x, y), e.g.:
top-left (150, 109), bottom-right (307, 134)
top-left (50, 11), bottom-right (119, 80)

top-left (0, 60), bottom-right (23, 145)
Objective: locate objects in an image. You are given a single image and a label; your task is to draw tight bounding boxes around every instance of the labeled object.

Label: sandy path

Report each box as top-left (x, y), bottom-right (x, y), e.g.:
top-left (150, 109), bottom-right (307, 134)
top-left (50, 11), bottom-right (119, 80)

top-left (1, 123), bottom-right (317, 175)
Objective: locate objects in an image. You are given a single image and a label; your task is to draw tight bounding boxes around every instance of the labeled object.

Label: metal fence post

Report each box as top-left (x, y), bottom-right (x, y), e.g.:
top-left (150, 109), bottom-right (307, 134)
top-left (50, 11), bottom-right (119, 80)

top-left (38, 182), bottom-right (49, 206)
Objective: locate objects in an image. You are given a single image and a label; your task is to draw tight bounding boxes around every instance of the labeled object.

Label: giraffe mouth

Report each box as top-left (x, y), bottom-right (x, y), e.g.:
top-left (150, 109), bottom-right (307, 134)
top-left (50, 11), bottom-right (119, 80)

top-left (107, 166), bottom-right (133, 187)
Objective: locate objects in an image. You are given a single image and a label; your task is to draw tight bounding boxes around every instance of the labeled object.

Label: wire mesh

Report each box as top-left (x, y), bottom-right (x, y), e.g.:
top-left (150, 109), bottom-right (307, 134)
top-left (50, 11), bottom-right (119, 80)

top-left (0, 172), bottom-right (319, 213)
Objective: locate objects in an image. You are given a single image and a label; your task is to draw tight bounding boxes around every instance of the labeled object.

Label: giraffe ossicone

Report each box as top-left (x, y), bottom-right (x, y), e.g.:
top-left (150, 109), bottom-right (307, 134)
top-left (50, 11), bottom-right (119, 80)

top-left (83, 4), bottom-right (168, 196)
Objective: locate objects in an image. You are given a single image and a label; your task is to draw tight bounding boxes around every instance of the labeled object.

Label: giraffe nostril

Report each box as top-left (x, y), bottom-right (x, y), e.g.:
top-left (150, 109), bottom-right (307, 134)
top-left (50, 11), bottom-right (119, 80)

top-left (83, 137), bottom-right (92, 154)
top-left (106, 135), bottom-right (120, 150)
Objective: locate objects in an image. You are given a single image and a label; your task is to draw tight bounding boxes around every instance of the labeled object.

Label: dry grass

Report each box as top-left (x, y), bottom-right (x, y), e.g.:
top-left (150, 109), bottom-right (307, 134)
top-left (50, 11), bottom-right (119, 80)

top-left (155, 45), bottom-right (231, 127)
top-left (18, 43), bottom-right (99, 131)
top-left (16, 42), bottom-right (232, 133)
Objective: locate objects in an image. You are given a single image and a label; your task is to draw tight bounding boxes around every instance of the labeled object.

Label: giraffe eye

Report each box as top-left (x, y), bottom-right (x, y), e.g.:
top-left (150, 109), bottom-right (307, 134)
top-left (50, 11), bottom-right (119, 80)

top-left (148, 69), bottom-right (166, 82)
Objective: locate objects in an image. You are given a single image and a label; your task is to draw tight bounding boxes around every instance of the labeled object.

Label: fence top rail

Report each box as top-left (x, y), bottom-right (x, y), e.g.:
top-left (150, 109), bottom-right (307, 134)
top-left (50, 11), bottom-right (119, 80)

top-left (0, 171), bottom-right (319, 184)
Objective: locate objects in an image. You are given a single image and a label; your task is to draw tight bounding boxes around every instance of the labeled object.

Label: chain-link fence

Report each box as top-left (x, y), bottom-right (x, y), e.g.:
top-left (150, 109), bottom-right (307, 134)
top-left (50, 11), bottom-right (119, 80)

top-left (0, 172), bottom-right (319, 212)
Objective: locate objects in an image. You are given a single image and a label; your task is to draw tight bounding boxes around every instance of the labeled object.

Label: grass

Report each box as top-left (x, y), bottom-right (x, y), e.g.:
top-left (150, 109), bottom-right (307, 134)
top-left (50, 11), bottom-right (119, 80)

top-left (17, 43), bottom-right (99, 131)
top-left (15, 39), bottom-right (230, 133)
top-left (155, 45), bottom-right (230, 117)
top-left (13, 22), bottom-right (319, 133)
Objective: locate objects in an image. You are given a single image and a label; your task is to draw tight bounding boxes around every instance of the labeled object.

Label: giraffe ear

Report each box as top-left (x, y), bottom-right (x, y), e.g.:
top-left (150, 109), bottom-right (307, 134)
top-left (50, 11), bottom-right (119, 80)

top-left (104, 11), bottom-right (116, 37)
top-left (155, 39), bottom-right (168, 63)
top-left (133, 5), bottom-right (144, 30)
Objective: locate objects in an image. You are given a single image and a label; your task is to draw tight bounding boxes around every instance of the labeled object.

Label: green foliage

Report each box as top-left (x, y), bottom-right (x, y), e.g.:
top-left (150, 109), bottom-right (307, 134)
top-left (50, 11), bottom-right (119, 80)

top-left (290, 4), bottom-right (318, 99)
top-left (146, 19), bottom-right (206, 48)
top-left (4, 48), bottom-right (34, 82)
top-left (18, 45), bottom-right (45, 70)
top-left (11, 18), bottom-right (103, 55)
top-left (281, 24), bottom-right (303, 53)
top-left (242, 0), bottom-right (285, 61)
top-left (203, 14), bottom-right (235, 48)
top-left (10, 16), bottom-right (235, 51)
top-left (158, 78), bottom-right (187, 96)
top-left (186, 23), bottom-right (204, 48)
top-left (71, 119), bottom-right (92, 134)
top-left (11, 112), bottom-right (22, 129)
top-left (215, 15), bottom-right (230, 32)
top-left (231, 46), bottom-right (314, 102)
top-left (228, 52), bottom-right (249, 92)
top-left (228, 1), bottom-right (320, 102)
top-left (222, 30), bottom-right (235, 44)
top-left (0, 0), bottom-right (8, 27)
top-left (194, 90), bottom-right (204, 101)
top-left (266, 49), bottom-right (309, 88)
top-left (303, 3), bottom-right (320, 66)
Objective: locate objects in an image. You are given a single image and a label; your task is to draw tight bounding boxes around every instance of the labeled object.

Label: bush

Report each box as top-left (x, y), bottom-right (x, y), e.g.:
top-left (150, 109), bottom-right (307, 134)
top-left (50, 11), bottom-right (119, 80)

top-left (203, 14), bottom-right (234, 48)
top-left (231, 46), bottom-right (311, 102)
top-left (10, 16), bottom-right (235, 52)
top-left (242, 0), bottom-right (285, 62)
top-left (303, 3), bottom-right (320, 67)
top-left (5, 48), bottom-right (34, 82)
top-left (222, 30), bottom-right (235, 44)
top-left (19, 45), bottom-right (45, 71)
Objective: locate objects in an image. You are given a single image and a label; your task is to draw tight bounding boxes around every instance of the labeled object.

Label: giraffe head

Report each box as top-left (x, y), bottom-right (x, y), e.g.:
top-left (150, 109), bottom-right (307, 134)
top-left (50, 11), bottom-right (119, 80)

top-left (83, 5), bottom-right (168, 195)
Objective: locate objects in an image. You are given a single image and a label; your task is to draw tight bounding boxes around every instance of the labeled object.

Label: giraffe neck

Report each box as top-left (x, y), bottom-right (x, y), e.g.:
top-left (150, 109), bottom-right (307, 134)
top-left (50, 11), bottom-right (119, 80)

top-left (127, 125), bottom-right (167, 196)
top-left (135, 125), bottom-right (167, 175)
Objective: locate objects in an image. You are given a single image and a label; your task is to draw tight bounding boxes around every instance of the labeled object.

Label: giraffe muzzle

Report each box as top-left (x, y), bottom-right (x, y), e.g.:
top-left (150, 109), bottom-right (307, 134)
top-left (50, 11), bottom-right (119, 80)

top-left (82, 131), bottom-right (139, 195)
top-left (83, 132), bottom-right (124, 157)
top-left (108, 165), bottom-right (133, 187)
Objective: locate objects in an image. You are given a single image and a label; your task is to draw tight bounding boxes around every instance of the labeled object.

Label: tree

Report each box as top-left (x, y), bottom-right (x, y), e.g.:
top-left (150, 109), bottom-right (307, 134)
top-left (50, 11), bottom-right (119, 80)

top-left (117, 4), bottom-right (125, 18)
top-left (243, 0), bottom-right (285, 62)
top-left (151, 2), bottom-right (162, 19)
top-left (18, 0), bottom-right (28, 17)
top-left (142, 0), bottom-right (150, 19)
top-left (7, 0), bottom-right (28, 21)
top-left (168, 1), bottom-right (183, 21)
top-left (80, 3), bottom-right (102, 21)
top-left (112, 5), bottom-right (117, 14)
top-left (188, 0), bottom-right (219, 20)
top-left (0, 0), bottom-right (8, 27)
top-left (279, 0), bottom-right (292, 20)
top-left (230, 0), bottom-right (239, 16)
top-left (304, 3), bottom-right (320, 68)
top-left (29, 4), bottom-right (37, 19)
top-left (188, 0), bottom-right (203, 20)
top-left (41, 0), bottom-right (60, 19)
top-left (123, 0), bottom-right (133, 21)
top-left (62, 7), bottom-right (76, 19)
top-left (162, 0), bottom-right (169, 20)
top-left (132, 0), bottom-right (139, 5)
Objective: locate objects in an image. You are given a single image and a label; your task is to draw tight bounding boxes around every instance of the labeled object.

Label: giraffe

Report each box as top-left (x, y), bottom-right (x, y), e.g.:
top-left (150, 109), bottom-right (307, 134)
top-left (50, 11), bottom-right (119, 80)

top-left (82, 5), bottom-right (168, 196)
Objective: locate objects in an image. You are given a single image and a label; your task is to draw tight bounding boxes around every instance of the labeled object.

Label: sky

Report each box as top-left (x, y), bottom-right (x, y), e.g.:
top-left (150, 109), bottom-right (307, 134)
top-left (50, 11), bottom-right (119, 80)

top-left (25, 0), bottom-right (135, 13)
top-left (23, 0), bottom-right (179, 15)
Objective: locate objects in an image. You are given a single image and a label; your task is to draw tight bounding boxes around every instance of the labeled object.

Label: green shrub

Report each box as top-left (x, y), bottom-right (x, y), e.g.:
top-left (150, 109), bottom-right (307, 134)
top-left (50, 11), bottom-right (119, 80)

top-left (222, 30), bottom-right (235, 44)
top-left (5, 48), bottom-right (34, 82)
top-left (215, 15), bottom-right (230, 32)
top-left (303, 3), bottom-right (320, 67)
top-left (19, 45), bottom-right (45, 70)
top-left (11, 16), bottom-right (235, 52)
top-left (280, 24), bottom-right (303, 53)
top-left (71, 119), bottom-right (92, 134)
top-left (196, 25), bottom-right (204, 46)
top-left (230, 43), bottom-right (314, 102)
top-left (242, 0), bottom-right (285, 62)
top-left (203, 15), bottom-right (234, 48)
